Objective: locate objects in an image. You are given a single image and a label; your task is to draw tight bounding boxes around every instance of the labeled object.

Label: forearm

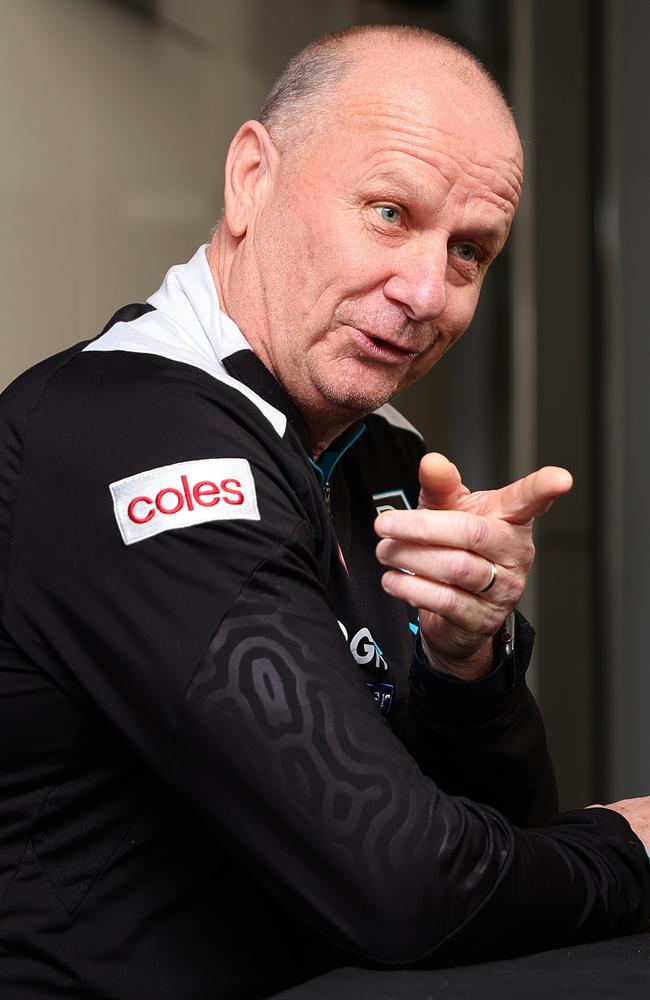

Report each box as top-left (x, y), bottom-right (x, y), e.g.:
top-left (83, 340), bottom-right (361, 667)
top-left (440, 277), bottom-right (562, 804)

top-left (174, 581), bottom-right (648, 964)
top-left (413, 805), bottom-right (650, 968)
top-left (405, 613), bottom-right (558, 825)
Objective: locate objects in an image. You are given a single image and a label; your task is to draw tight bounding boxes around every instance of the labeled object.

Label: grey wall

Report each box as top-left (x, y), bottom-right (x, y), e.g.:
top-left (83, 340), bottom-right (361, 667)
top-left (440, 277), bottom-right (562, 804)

top-left (509, 0), bottom-right (597, 808)
top-left (598, 0), bottom-right (650, 800)
top-left (509, 0), bottom-right (650, 807)
top-left (0, 0), bottom-right (243, 385)
top-left (0, 0), bottom-right (364, 388)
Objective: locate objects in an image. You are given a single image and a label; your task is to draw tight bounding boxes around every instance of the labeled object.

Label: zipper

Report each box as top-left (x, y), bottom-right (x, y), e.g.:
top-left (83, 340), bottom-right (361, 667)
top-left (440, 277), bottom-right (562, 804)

top-left (322, 481), bottom-right (331, 513)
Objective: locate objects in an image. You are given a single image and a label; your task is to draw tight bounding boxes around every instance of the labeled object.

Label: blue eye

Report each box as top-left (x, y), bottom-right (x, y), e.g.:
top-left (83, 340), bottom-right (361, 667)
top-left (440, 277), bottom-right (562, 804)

top-left (376, 205), bottom-right (401, 224)
top-left (454, 244), bottom-right (477, 261)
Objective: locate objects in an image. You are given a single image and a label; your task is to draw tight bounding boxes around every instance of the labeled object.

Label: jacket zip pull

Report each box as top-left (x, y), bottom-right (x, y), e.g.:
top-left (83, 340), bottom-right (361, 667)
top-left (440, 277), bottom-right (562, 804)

top-left (322, 481), bottom-right (331, 512)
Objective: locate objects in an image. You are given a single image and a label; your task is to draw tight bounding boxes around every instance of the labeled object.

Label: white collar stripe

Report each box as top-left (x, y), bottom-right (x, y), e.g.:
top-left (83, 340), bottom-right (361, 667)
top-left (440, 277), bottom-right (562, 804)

top-left (83, 247), bottom-right (287, 437)
top-left (372, 403), bottom-right (423, 439)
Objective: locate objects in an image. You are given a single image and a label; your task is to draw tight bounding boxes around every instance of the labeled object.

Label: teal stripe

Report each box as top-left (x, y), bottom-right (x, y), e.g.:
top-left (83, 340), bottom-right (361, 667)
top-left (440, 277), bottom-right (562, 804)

top-left (313, 423), bottom-right (366, 483)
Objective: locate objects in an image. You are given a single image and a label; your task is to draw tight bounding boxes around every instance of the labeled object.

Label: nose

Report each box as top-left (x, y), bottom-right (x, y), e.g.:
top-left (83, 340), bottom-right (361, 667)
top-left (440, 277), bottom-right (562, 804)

top-left (383, 239), bottom-right (447, 322)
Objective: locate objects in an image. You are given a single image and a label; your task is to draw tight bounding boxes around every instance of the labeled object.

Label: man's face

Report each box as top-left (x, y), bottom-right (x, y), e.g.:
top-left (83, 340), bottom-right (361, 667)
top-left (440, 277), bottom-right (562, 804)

top-left (234, 51), bottom-right (523, 439)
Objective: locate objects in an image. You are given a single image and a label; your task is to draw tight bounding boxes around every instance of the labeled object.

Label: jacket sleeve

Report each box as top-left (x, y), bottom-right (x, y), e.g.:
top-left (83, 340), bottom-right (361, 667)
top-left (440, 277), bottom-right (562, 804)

top-left (369, 419), bottom-right (558, 826)
top-left (406, 614), bottom-right (559, 826)
top-left (171, 540), bottom-right (649, 965)
top-left (5, 354), bottom-right (649, 967)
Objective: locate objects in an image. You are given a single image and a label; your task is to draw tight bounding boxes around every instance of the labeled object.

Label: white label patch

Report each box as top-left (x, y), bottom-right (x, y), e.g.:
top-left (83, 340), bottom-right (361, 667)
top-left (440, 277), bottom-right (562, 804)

top-left (110, 458), bottom-right (260, 545)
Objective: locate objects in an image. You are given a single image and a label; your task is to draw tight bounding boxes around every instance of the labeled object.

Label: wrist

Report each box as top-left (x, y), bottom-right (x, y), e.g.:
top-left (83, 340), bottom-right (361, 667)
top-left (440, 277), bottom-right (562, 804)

top-left (410, 611), bottom-right (535, 702)
top-left (419, 632), bottom-right (494, 681)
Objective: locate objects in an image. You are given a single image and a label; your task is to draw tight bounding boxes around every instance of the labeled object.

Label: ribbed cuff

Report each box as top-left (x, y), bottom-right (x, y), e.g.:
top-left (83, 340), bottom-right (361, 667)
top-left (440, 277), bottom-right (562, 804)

top-left (409, 610), bottom-right (535, 704)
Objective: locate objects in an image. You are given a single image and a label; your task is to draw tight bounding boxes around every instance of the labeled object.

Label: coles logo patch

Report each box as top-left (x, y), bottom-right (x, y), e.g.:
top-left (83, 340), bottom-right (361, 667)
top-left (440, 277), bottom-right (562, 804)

top-left (110, 458), bottom-right (259, 545)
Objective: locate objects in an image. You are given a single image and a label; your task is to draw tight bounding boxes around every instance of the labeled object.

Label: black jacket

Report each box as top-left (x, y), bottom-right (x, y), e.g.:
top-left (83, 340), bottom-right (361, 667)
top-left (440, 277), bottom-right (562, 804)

top-left (0, 248), bottom-right (647, 999)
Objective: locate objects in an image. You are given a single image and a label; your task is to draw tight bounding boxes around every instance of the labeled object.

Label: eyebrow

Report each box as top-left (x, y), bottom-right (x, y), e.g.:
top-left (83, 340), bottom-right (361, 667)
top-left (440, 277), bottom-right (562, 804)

top-left (364, 170), bottom-right (429, 204)
top-left (364, 170), bottom-right (510, 249)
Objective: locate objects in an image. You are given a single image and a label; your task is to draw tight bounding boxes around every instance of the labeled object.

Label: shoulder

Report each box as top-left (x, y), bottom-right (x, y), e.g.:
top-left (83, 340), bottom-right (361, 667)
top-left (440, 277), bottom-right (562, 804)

top-left (2, 339), bottom-right (318, 559)
top-left (363, 403), bottom-right (426, 468)
top-left (84, 307), bottom-right (288, 439)
top-left (369, 403), bottom-right (423, 442)
top-left (6, 341), bottom-right (286, 482)
top-left (0, 341), bottom-right (91, 428)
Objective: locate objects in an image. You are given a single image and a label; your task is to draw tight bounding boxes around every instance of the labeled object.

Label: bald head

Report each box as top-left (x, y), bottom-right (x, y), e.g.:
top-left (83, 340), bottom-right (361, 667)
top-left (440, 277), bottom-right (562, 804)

top-left (211, 23), bottom-right (523, 453)
top-left (258, 25), bottom-right (517, 153)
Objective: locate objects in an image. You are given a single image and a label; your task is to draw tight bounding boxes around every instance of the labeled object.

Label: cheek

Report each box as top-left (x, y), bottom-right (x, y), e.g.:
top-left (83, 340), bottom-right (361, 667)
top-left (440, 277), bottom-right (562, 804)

top-left (444, 283), bottom-right (482, 336)
top-left (411, 288), bottom-right (481, 376)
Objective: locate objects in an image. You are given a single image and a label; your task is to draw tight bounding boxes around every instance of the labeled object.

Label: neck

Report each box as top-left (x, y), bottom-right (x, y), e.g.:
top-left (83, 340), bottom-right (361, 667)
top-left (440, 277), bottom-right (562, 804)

top-left (206, 229), bottom-right (231, 314)
top-left (309, 414), bottom-right (362, 460)
top-left (207, 230), bottom-right (362, 460)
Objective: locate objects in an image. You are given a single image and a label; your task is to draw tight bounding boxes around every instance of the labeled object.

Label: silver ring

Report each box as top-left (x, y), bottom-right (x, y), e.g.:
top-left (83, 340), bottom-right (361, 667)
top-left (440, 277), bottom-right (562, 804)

top-left (478, 561), bottom-right (497, 594)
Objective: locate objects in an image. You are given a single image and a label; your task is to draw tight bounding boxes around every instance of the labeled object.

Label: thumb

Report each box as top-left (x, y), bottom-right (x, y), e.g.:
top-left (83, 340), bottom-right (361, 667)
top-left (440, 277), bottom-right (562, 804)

top-left (487, 466), bottom-right (574, 524)
top-left (418, 453), bottom-right (471, 510)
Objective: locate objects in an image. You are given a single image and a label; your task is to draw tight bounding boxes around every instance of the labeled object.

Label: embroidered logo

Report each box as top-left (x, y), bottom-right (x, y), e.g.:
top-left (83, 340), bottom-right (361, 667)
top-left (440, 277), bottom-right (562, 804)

top-left (372, 488), bottom-right (412, 514)
top-left (110, 458), bottom-right (259, 545)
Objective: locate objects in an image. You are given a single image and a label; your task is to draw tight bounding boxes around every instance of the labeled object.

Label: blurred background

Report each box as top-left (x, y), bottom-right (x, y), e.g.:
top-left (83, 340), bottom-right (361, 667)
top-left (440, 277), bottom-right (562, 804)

top-left (1, 0), bottom-right (648, 810)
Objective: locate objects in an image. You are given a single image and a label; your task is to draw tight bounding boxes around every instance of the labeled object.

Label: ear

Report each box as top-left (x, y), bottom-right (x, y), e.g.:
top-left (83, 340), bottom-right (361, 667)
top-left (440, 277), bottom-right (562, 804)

top-left (223, 120), bottom-right (278, 238)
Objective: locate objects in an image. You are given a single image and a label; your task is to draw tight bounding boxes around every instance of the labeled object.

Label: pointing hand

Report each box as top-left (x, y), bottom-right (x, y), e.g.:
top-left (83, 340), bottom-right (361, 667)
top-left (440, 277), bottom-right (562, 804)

top-left (375, 453), bottom-right (573, 679)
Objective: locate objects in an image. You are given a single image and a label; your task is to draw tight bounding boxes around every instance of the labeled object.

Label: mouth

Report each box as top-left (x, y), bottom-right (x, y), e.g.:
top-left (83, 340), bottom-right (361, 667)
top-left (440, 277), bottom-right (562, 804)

top-left (345, 326), bottom-right (422, 365)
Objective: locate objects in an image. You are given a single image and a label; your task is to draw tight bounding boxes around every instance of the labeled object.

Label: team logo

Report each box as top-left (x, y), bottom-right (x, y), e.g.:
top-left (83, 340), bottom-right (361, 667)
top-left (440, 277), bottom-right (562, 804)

top-left (337, 619), bottom-right (394, 716)
top-left (372, 488), bottom-right (412, 514)
top-left (110, 458), bottom-right (259, 545)
top-left (337, 620), bottom-right (388, 673)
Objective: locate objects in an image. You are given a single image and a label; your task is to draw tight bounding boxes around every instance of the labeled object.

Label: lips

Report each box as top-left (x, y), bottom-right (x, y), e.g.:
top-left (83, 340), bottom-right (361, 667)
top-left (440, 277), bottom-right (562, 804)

top-left (347, 326), bottom-right (423, 365)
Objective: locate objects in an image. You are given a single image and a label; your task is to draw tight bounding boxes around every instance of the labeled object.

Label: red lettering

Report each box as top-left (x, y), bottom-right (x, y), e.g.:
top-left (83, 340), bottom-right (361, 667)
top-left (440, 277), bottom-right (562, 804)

top-left (180, 474), bottom-right (194, 511)
top-left (125, 471), bottom-right (246, 527)
top-left (220, 478), bottom-right (244, 505)
top-left (193, 480), bottom-right (220, 507)
top-left (156, 487), bottom-right (183, 515)
top-left (128, 496), bottom-right (154, 524)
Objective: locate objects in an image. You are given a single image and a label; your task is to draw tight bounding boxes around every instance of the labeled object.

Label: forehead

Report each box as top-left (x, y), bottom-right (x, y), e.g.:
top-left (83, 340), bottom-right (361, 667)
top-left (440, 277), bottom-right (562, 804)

top-left (316, 45), bottom-right (523, 216)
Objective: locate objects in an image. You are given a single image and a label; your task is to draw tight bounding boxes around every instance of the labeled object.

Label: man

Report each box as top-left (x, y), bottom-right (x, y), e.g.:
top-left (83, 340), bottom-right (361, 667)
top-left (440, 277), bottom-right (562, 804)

top-left (0, 24), bottom-right (648, 1000)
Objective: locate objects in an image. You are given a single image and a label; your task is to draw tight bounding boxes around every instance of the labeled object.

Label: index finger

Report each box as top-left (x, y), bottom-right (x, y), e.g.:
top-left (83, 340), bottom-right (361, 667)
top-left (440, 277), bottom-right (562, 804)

top-left (374, 508), bottom-right (495, 555)
top-left (486, 466), bottom-right (573, 525)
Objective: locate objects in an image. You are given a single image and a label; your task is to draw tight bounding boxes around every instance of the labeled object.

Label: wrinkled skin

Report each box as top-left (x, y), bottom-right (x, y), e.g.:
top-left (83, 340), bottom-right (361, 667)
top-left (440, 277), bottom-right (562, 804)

top-left (376, 453), bottom-right (572, 677)
top-left (208, 34), bottom-right (649, 843)
top-left (209, 41), bottom-right (574, 676)
top-left (211, 44), bottom-right (523, 454)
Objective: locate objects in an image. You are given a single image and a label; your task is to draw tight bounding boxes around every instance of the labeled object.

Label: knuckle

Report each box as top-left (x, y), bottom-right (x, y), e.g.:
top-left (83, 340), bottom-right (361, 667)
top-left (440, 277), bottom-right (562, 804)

top-left (415, 510), bottom-right (435, 542)
top-left (525, 539), bottom-right (536, 568)
top-left (510, 576), bottom-right (526, 604)
top-left (436, 584), bottom-right (461, 616)
top-left (486, 608), bottom-right (507, 634)
top-left (466, 513), bottom-right (489, 551)
top-left (510, 539), bottom-right (535, 581)
top-left (449, 550), bottom-right (475, 589)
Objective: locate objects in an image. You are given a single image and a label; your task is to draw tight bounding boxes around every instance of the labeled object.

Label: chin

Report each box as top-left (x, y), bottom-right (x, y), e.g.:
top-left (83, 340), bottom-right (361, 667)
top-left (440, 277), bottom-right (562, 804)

top-left (304, 358), bottom-right (410, 422)
top-left (319, 381), bottom-right (397, 418)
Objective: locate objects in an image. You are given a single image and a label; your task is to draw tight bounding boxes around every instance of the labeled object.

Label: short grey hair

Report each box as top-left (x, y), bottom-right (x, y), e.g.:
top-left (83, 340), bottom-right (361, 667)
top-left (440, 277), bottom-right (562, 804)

top-left (257, 24), bottom-right (510, 149)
